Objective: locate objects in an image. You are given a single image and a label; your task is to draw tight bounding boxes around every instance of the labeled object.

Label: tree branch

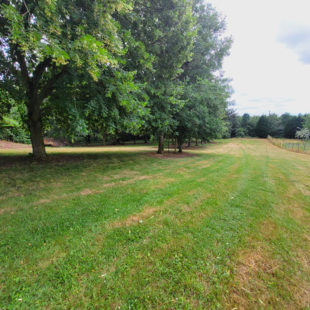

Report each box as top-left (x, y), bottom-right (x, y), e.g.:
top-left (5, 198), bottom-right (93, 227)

top-left (39, 66), bottom-right (67, 101)
top-left (32, 58), bottom-right (52, 90)
top-left (12, 44), bottom-right (30, 88)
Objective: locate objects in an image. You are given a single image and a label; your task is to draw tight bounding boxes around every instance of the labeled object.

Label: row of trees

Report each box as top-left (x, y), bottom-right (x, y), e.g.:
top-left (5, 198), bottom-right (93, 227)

top-left (0, 0), bottom-right (232, 159)
top-left (226, 111), bottom-right (310, 139)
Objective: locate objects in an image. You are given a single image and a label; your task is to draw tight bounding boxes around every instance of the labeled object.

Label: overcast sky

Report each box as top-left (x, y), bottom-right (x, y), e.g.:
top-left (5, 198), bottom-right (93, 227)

top-left (207, 0), bottom-right (310, 115)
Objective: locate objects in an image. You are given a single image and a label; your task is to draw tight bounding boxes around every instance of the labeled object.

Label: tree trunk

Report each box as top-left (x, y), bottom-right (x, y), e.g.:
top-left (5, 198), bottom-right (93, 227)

top-left (86, 135), bottom-right (91, 144)
top-left (195, 138), bottom-right (198, 146)
top-left (27, 98), bottom-right (47, 160)
top-left (177, 136), bottom-right (183, 153)
top-left (187, 138), bottom-right (191, 147)
top-left (157, 135), bottom-right (164, 154)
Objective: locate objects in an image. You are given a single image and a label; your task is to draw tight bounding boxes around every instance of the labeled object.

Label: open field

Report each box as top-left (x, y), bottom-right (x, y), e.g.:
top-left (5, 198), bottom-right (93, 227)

top-left (268, 136), bottom-right (310, 155)
top-left (0, 139), bottom-right (309, 309)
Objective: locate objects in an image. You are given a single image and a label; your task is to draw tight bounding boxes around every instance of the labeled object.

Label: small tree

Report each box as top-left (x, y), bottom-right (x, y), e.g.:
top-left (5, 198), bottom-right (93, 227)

top-left (296, 128), bottom-right (310, 140)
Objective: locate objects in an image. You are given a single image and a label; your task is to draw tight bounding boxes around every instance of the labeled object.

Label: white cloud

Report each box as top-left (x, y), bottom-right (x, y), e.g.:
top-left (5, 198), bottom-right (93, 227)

top-left (278, 23), bottom-right (310, 64)
top-left (206, 0), bottom-right (310, 115)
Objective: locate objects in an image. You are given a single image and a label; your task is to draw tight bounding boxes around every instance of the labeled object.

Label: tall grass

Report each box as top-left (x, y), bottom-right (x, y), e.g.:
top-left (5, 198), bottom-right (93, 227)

top-left (268, 135), bottom-right (310, 154)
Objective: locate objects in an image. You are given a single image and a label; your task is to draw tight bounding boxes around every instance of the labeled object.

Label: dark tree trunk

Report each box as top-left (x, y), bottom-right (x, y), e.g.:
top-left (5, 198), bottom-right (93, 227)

top-left (157, 135), bottom-right (164, 154)
top-left (177, 136), bottom-right (183, 153)
top-left (144, 135), bottom-right (149, 144)
top-left (187, 138), bottom-right (191, 147)
top-left (13, 47), bottom-right (66, 161)
top-left (86, 135), bottom-right (91, 144)
top-left (195, 138), bottom-right (198, 146)
top-left (27, 98), bottom-right (47, 160)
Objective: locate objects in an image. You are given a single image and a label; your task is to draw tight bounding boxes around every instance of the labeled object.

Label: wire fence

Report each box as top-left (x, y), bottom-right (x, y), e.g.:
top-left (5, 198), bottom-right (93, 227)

top-left (268, 136), bottom-right (310, 154)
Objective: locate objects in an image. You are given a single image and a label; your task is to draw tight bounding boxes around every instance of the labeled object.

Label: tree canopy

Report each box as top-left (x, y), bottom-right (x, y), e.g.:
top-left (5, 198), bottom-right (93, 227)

top-left (1, 0), bottom-right (233, 158)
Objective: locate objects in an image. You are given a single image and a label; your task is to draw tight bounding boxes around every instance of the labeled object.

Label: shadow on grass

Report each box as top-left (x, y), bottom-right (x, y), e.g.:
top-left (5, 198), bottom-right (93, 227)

top-left (0, 147), bottom-right (208, 168)
top-left (0, 152), bottom-right (145, 168)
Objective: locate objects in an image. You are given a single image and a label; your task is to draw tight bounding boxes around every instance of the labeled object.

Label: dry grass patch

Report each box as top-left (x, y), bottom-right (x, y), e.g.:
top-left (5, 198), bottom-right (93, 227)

top-left (228, 218), bottom-right (310, 310)
top-left (37, 198), bottom-right (52, 204)
top-left (0, 207), bottom-right (15, 215)
top-left (34, 175), bottom-right (152, 205)
top-left (191, 159), bottom-right (211, 167)
top-left (80, 189), bottom-right (98, 196)
top-left (149, 177), bottom-right (175, 189)
top-left (37, 250), bottom-right (66, 269)
top-left (269, 164), bottom-right (310, 223)
top-left (202, 141), bottom-right (244, 157)
top-left (295, 183), bottom-right (310, 196)
top-left (260, 219), bottom-right (279, 240)
top-left (227, 245), bottom-right (281, 310)
top-left (104, 175), bottom-right (150, 188)
top-left (109, 207), bottom-right (160, 228)
top-left (0, 192), bottom-right (24, 201)
top-left (287, 202), bottom-right (309, 221)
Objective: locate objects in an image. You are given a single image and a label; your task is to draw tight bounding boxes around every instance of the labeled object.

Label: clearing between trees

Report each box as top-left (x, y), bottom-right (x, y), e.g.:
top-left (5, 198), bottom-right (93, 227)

top-left (0, 139), bottom-right (309, 309)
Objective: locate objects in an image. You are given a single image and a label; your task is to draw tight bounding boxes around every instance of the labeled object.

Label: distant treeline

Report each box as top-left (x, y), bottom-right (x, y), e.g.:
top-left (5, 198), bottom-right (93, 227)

top-left (226, 110), bottom-right (310, 139)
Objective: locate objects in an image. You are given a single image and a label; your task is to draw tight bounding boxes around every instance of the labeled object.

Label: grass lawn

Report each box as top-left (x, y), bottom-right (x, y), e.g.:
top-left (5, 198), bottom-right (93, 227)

top-left (0, 139), bottom-right (309, 309)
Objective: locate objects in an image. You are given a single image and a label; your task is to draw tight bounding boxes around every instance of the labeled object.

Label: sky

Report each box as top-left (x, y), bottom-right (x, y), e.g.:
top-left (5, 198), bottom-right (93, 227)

top-left (207, 0), bottom-right (310, 115)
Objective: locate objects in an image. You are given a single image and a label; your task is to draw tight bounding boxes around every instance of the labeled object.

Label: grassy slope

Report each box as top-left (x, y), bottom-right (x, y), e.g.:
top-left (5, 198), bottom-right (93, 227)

top-left (0, 139), bottom-right (309, 309)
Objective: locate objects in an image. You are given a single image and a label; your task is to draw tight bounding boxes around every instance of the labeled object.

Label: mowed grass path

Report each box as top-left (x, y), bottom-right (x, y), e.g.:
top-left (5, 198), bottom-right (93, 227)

top-left (0, 139), bottom-right (309, 309)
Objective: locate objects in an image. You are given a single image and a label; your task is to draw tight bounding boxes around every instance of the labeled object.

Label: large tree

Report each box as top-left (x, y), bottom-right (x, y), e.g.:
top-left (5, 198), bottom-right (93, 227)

top-left (120, 0), bottom-right (196, 153)
top-left (175, 0), bottom-right (232, 150)
top-left (255, 115), bottom-right (270, 138)
top-left (284, 115), bottom-right (304, 138)
top-left (0, 0), bottom-right (132, 159)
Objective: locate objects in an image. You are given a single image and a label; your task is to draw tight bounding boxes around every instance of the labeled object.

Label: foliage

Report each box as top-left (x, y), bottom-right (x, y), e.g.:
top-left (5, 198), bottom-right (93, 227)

top-left (0, 89), bottom-right (30, 143)
top-left (255, 115), bottom-right (270, 138)
top-left (0, 0), bottom-right (138, 158)
top-left (174, 0), bottom-right (232, 151)
top-left (226, 109), bottom-right (241, 137)
top-left (296, 128), bottom-right (310, 140)
top-left (225, 112), bottom-right (309, 140)
top-left (302, 114), bottom-right (310, 130)
top-left (267, 113), bottom-right (283, 137)
top-left (283, 115), bottom-right (303, 139)
top-left (126, 0), bottom-right (197, 152)
top-left (240, 113), bottom-right (250, 135)
top-left (1, 0), bottom-right (234, 156)
top-left (44, 67), bottom-right (148, 143)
